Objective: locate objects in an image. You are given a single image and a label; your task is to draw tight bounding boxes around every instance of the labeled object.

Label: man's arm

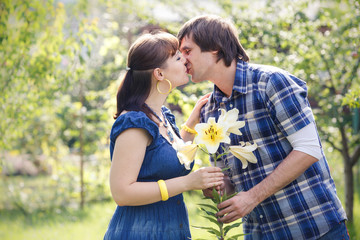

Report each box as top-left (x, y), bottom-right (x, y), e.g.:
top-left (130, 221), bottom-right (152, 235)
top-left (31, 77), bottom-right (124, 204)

top-left (216, 150), bottom-right (318, 223)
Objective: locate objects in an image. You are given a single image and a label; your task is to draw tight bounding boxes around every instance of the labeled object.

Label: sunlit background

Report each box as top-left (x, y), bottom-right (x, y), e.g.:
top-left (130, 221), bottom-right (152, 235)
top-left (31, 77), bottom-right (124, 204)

top-left (1, 0), bottom-right (359, 239)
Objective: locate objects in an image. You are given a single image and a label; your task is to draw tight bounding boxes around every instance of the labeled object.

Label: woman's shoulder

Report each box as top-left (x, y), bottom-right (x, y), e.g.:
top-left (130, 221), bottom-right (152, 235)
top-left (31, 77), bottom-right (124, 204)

top-left (110, 111), bottom-right (159, 142)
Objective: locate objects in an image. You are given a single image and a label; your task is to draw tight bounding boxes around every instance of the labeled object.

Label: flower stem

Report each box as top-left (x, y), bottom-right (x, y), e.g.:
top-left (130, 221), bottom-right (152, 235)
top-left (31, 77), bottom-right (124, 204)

top-left (211, 153), bottom-right (217, 167)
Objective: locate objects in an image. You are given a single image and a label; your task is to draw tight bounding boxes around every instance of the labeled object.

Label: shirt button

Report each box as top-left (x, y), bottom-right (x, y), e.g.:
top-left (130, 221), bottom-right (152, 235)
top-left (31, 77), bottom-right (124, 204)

top-left (229, 104), bottom-right (233, 108)
top-left (260, 215), bottom-right (263, 219)
top-left (177, 200), bottom-right (181, 205)
top-left (179, 223), bottom-right (183, 228)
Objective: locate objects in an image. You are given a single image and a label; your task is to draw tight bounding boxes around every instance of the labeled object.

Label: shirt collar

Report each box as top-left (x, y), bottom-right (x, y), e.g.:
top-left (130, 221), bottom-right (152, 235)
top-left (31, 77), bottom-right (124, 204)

top-left (213, 59), bottom-right (248, 103)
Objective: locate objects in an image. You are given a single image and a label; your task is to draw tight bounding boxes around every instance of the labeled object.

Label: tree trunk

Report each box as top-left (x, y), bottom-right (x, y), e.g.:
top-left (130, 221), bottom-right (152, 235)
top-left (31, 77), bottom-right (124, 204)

top-left (344, 160), bottom-right (354, 222)
top-left (339, 125), bottom-right (354, 222)
top-left (79, 77), bottom-right (85, 210)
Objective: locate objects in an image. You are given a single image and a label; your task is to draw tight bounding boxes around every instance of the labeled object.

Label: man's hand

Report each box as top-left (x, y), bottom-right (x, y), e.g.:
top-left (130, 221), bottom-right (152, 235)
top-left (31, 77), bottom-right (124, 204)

top-left (216, 191), bottom-right (257, 223)
top-left (216, 150), bottom-right (318, 224)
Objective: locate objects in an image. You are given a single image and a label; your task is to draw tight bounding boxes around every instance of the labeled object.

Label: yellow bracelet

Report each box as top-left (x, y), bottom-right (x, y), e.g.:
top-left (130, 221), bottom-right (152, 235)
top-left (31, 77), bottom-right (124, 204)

top-left (157, 180), bottom-right (169, 201)
top-left (181, 124), bottom-right (197, 134)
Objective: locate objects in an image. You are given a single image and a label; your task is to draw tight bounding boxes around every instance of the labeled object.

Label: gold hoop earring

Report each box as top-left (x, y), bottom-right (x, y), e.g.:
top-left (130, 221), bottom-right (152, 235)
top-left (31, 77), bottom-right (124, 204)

top-left (156, 79), bottom-right (172, 95)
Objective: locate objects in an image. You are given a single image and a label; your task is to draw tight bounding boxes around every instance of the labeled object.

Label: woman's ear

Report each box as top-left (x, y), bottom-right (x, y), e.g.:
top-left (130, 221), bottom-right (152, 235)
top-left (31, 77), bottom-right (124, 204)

top-left (153, 68), bottom-right (164, 81)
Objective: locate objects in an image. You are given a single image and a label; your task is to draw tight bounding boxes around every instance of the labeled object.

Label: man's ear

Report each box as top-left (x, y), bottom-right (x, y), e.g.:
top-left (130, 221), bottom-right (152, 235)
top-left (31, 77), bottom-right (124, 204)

top-left (153, 68), bottom-right (164, 81)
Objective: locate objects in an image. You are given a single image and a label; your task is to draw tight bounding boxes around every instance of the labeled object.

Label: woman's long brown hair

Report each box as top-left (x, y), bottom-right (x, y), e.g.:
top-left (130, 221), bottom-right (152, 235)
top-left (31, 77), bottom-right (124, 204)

top-left (114, 32), bottom-right (178, 120)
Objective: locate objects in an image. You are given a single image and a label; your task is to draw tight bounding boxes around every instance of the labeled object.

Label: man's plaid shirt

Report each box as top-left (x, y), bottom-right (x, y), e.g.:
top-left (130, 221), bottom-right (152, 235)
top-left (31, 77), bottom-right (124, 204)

top-left (200, 60), bottom-right (346, 239)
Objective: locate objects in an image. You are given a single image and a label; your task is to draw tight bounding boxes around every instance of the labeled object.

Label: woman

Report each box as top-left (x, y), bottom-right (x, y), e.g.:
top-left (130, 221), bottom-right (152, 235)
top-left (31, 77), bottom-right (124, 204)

top-left (103, 32), bottom-right (224, 240)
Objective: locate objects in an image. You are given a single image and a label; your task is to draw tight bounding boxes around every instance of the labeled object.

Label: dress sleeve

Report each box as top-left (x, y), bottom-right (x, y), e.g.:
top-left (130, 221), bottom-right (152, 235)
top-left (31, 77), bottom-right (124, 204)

top-left (110, 111), bottom-right (159, 145)
top-left (263, 72), bottom-right (315, 136)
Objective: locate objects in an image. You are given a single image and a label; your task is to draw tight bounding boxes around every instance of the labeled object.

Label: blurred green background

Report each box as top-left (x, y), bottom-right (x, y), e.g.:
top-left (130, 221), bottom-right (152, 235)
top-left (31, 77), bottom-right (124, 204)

top-left (1, 0), bottom-right (359, 239)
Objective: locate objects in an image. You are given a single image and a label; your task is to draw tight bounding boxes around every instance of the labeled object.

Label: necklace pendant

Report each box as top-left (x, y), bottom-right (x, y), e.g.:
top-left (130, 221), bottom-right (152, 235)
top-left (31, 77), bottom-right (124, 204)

top-left (167, 129), bottom-right (174, 143)
top-left (144, 104), bottom-right (174, 144)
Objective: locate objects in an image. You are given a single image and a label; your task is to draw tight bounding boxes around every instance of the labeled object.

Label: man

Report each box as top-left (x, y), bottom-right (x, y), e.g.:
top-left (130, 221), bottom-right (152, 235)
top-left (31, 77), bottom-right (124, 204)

top-left (178, 15), bottom-right (348, 239)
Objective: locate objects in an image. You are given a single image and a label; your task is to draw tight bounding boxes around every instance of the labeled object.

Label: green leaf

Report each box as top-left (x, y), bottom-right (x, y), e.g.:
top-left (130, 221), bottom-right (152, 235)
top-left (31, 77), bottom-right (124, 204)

top-left (192, 226), bottom-right (221, 236)
top-left (224, 221), bottom-right (243, 235)
top-left (203, 196), bottom-right (218, 204)
top-left (222, 192), bottom-right (238, 201)
top-left (221, 167), bottom-right (230, 172)
top-left (207, 229), bottom-right (221, 237)
top-left (212, 188), bottom-right (221, 203)
top-left (227, 233), bottom-right (249, 239)
top-left (198, 203), bottom-right (218, 212)
top-left (210, 197), bottom-right (217, 204)
top-left (201, 215), bottom-right (221, 227)
top-left (199, 207), bottom-right (216, 217)
top-left (221, 190), bottom-right (228, 202)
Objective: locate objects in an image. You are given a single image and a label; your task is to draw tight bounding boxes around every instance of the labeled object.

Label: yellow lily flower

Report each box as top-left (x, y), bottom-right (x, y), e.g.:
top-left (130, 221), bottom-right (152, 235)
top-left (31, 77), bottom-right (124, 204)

top-left (218, 108), bottom-right (245, 136)
top-left (229, 141), bottom-right (258, 169)
top-left (173, 140), bottom-right (198, 170)
top-left (194, 117), bottom-right (230, 154)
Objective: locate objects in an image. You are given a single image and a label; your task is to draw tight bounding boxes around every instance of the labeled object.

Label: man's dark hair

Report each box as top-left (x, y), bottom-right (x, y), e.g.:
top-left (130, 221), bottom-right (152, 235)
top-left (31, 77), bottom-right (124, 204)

top-left (178, 15), bottom-right (249, 66)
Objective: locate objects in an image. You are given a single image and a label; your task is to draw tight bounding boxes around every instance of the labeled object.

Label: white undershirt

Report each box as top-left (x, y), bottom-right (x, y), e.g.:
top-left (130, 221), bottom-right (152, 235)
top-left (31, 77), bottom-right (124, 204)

top-left (286, 122), bottom-right (323, 160)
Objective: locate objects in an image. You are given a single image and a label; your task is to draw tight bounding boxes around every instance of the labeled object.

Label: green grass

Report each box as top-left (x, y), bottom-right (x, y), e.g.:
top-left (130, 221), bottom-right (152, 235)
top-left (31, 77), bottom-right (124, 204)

top-left (0, 188), bottom-right (358, 240)
top-left (345, 190), bottom-right (360, 239)
top-left (0, 192), bottom-right (241, 240)
top-left (324, 147), bottom-right (360, 239)
top-left (0, 201), bottom-right (115, 240)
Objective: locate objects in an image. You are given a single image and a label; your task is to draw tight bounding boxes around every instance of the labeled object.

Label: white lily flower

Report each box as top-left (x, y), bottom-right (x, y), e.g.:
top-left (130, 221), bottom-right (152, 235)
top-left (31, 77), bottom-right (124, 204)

top-left (229, 141), bottom-right (258, 169)
top-left (218, 108), bottom-right (245, 136)
top-left (173, 140), bottom-right (198, 170)
top-left (194, 117), bottom-right (230, 154)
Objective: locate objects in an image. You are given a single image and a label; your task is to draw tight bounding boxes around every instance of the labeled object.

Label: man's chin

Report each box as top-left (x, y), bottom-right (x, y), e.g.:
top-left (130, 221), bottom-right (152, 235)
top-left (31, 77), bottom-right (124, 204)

top-left (188, 73), bottom-right (205, 83)
top-left (190, 76), bottom-right (202, 83)
top-left (188, 74), bottom-right (197, 82)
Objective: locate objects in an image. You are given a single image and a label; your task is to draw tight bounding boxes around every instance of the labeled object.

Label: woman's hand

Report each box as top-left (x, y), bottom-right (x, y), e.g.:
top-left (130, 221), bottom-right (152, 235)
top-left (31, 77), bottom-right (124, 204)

top-left (202, 174), bottom-right (234, 198)
top-left (181, 93), bottom-right (211, 142)
top-left (186, 166), bottom-right (224, 190)
top-left (186, 93), bottom-right (211, 128)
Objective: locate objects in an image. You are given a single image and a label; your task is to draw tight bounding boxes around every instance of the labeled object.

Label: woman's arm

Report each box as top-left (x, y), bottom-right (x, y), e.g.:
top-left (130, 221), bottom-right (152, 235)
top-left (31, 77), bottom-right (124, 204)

top-left (110, 127), bottom-right (224, 206)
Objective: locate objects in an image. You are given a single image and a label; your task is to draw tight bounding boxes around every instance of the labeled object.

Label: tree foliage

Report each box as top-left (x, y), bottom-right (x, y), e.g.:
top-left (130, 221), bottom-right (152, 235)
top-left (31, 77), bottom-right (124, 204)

top-left (0, 0), bottom-right (70, 150)
top-left (1, 0), bottom-right (359, 225)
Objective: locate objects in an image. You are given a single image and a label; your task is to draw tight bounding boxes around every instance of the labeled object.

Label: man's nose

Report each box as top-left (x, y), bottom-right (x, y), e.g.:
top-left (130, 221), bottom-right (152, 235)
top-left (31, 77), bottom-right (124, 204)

top-left (181, 52), bottom-right (189, 61)
top-left (182, 56), bottom-right (187, 64)
top-left (179, 53), bottom-right (187, 63)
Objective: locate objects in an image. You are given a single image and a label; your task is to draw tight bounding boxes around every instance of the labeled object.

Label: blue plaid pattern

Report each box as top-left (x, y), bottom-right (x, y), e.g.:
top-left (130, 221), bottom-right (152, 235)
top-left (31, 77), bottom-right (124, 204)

top-left (200, 60), bottom-right (347, 240)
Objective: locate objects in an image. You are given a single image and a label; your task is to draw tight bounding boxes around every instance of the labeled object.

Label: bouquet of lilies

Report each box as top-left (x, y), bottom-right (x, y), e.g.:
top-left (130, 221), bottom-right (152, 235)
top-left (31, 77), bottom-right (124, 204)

top-left (174, 108), bottom-right (257, 240)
